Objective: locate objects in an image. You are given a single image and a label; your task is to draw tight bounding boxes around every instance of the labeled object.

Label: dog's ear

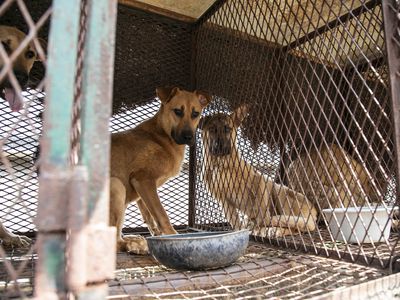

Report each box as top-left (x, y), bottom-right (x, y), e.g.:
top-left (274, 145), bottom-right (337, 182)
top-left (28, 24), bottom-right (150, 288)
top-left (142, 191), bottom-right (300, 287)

top-left (156, 86), bottom-right (180, 103)
top-left (198, 115), bottom-right (211, 130)
top-left (231, 104), bottom-right (249, 127)
top-left (195, 90), bottom-right (212, 108)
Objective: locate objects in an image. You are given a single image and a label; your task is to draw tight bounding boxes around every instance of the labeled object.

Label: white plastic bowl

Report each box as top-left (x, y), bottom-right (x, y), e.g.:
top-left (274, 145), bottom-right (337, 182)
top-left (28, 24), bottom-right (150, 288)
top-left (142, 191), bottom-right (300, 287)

top-left (322, 206), bottom-right (393, 244)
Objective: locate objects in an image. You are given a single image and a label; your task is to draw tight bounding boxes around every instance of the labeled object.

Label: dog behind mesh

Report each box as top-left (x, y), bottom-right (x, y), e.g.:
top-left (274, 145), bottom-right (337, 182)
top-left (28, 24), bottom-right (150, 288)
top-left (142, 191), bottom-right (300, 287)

top-left (199, 106), bottom-right (318, 238)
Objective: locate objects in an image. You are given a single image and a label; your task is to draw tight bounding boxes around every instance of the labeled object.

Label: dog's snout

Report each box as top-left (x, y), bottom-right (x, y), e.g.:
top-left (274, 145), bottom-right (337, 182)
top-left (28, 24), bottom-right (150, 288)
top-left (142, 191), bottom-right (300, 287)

top-left (181, 129), bottom-right (193, 143)
top-left (14, 71), bottom-right (29, 87)
top-left (211, 140), bottom-right (223, 152)
top-left (209, 138), bottom-right (231, 156)
top-left (171, 127), bottom-right (194, 145)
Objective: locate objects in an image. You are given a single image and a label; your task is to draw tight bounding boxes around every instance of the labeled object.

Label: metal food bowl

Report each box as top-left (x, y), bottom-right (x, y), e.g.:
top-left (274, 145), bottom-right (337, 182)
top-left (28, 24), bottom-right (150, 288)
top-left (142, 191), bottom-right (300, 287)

top-left (146, 230), bottom-right (250, 270)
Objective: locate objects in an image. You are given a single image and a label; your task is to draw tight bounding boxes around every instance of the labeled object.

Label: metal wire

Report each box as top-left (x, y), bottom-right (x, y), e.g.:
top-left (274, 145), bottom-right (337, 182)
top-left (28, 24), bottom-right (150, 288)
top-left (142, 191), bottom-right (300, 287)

top-left (194, 0), bottom-right (398, 269)
top-left (109, 242), bottom-right (388, 299)
top-left (1, 0), bottom-right (400, 299)
top-left (0, 0), bottom-right (51, 298)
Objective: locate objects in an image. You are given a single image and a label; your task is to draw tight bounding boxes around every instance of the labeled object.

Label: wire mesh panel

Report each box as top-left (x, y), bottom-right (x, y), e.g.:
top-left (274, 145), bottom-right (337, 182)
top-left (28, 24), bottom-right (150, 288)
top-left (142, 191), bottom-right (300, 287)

top-left (0, 0), bottom-right (51, 297)
top-left (109, 241), bottom-right (397, 299)
top-left (113, 4), bottom-right (193, 114)
top-left (193, 0), bottom-right (400, 269)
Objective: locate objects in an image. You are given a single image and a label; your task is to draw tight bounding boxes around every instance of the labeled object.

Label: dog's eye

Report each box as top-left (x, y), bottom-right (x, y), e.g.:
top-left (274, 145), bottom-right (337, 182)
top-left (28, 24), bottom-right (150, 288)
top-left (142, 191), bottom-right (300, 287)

top-left (25, 50), bottom-right (36, 59)
top-left (191, 111), bottom-right (199, 119)
top-left (173, 109), bottom-right (184, 117)
top-left (224, 126), bottom-right (231, 133)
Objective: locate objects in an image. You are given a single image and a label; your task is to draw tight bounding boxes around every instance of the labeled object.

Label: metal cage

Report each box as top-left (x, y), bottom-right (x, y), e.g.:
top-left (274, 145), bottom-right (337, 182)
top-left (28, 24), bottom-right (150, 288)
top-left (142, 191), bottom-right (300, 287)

top-left (1, 0), bottom-right (400, 299)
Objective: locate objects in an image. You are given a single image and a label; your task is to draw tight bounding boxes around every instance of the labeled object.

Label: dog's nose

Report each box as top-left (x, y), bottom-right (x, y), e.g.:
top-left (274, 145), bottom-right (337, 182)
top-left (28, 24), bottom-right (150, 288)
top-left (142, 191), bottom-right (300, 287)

top-left (14, 71), bottom-right (29, 87)
top-left (181, 130), bottom-right (193, 143)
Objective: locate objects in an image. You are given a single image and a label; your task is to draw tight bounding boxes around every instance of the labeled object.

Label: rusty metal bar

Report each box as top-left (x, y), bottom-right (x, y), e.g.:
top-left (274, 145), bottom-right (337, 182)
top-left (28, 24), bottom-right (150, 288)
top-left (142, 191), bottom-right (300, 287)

top-left (67, 166), bottom-right (89, 292)
top-left (77, 0), bottom-right (118, 297)
top-left (34, 0), bottom-right (82, 298)
top-left (188, 145), bottom-right (197, 228)
top-left (283, 0), bottom-right (381, 51)
top-left (80, 0), bottom-right (117, 223)
top-left (315, 271), bottom-right (400, 300)
top-left (188, 23), bottom-right (198, 228)
top-left (346, 56), bottom-right (386, 74)
top-left (196, 0), bottom-right (228, 26)
top-left (382, 0), bottom-right (400, 268)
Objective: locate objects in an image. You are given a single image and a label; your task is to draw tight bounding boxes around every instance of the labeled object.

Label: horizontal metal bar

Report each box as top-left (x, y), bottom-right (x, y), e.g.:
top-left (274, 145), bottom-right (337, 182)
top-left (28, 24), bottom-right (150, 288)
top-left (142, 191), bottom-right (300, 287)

top-left (314, 272), bottom-right (400, 300)
top-left (283, 0), bottom-right (381, 52)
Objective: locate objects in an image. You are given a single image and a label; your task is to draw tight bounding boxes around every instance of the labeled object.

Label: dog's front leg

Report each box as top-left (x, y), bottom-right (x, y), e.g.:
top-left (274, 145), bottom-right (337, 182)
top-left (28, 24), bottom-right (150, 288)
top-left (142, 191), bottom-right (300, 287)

top-left (221, 200), bottom-right (243, 230)
top-left (131, 178), bottom-right (177, 235)
top-left (137, 199), bottom-right (162, 236)
top-left (110, 177), bottom-right (148, 254)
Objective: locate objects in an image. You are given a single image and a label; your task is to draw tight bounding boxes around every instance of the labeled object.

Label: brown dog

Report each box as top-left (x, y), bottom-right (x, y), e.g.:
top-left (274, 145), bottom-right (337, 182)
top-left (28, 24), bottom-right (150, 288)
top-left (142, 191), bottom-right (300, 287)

top-left (110, 87), bottom-right (211, 253)
top-left (0, 26), bottom-right (42, 112)
top-left (287, 144), bottom-right (384, 211)
top-left (199, 106), bottom-right (317, 237)
top-left (0, 26), bottom-right (42, 248)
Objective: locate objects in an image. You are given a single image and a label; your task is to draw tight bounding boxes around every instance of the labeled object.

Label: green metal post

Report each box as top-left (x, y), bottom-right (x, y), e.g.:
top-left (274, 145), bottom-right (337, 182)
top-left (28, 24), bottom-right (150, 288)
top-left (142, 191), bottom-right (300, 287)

top-left (78, 0), bottom-right (118, 297)
top-left (80, 0), bottom-right (117, 222)
top-left (34, 0), bottom-right (81, 298)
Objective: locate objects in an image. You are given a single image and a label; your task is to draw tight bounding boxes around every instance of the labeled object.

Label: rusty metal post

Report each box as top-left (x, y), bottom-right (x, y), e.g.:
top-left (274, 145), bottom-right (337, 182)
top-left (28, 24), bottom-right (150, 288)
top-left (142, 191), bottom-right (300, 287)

top-left (34, 0), bottom-right (81, 299)
top-left (382, 1), bottom-right (400, 200)
top-left (382, 0), bottom-right (400, 270)
top-left (76, 0), bottom-right (118, 297)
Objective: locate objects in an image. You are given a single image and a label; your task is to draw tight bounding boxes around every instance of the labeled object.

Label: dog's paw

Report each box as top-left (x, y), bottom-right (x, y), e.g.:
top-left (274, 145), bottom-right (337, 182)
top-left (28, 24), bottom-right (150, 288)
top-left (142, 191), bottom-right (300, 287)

top-left (252, 227), bottom-right (284, 238)
top-left (122, 235), bottom-right (149, 255)
top-left (2, 233), bottom-right (31, 248)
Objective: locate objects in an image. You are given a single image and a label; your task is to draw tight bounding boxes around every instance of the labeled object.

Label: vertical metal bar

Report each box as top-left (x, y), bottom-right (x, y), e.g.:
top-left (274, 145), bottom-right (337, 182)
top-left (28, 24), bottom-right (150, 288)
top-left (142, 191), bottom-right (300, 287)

top-left (34, 0), bottom-right (81, 298)
top-left (78, 0), bottom-right (117, 297)
top-left (38, 0), bottom-right (81, 169)
top-left (80, 0), bottom-right (117, 222)
top-left (382, 0), bottom-right (400, 202)
top-left (382, 0), bottom-right (400, 270)
top-left (188, 146), bottom-right (197, 228)
top-left (67, 166), bottom-right (88, 292)
top-left (188, 25), bottom-right (197, 228)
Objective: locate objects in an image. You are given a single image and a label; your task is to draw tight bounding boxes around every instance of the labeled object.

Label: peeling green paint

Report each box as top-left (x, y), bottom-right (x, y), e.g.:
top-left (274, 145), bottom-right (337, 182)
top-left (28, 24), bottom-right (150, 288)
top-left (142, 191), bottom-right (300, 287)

top-left (44, 0), bottom-right (81, 167)
top-left (80, 0), bottom-right (117, 219)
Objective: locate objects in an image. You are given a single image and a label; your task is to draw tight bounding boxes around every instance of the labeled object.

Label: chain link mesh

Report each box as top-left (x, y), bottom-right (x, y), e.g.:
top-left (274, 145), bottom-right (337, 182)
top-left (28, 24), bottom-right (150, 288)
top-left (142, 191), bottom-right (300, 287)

top-left (0, 0), bottom-right (51, 297)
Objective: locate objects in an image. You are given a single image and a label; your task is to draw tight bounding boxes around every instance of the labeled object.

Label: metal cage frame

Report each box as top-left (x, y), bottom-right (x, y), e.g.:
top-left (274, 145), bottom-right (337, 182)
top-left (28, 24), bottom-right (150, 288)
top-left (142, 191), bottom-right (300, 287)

top-left (1, 0), bottom-right (400, 299)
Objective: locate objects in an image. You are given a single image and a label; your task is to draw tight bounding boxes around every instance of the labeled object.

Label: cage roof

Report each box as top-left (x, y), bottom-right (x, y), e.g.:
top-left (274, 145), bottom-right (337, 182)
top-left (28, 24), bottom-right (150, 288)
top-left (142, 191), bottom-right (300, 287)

top-left (119, 0), bottom-right (384, 69)
top-left (118, 0), bottom-right (217, 22)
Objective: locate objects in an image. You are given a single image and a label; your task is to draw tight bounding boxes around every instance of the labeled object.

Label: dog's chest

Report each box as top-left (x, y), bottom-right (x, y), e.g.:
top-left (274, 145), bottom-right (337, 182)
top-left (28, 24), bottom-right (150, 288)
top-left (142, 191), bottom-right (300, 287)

top-left (156, 148), bottom-right (185, 187)
top-left (204, 160), bottom-right (258, 206)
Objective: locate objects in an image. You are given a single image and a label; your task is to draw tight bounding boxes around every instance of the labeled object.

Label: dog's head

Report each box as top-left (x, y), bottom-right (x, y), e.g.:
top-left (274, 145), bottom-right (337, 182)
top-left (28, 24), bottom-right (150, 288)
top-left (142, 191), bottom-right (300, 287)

top-left (0, 26), bottom-right (43, 111)
top-left (199, 105), bottom-right (248, 157)
top-left (156, 87), bottom-right (211, 145)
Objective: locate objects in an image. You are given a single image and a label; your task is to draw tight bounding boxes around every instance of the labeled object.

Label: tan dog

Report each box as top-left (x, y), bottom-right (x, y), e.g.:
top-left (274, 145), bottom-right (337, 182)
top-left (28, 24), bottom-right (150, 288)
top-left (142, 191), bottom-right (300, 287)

top-left (0, 26), bottom-right (42, 111)
top-left (0, 26), bottom-right (42, 248)
top-left (287, 144), bottom-right (384, 211)
top-left (110, 87), bottom-right (211, 253)
top-left (199, 106), bottom-right (317, 237)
